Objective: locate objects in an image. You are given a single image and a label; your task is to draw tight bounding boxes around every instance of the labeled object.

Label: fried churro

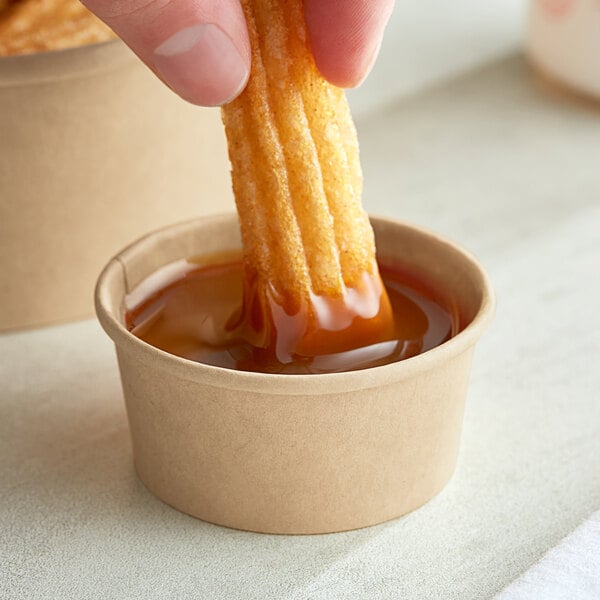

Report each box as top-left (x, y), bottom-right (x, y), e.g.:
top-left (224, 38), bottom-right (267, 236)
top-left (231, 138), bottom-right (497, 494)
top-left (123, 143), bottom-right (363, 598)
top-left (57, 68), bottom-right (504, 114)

top-left (222, 0), bottom-right (394, 363)
top-left (0, 0), bottom-right (115, 56)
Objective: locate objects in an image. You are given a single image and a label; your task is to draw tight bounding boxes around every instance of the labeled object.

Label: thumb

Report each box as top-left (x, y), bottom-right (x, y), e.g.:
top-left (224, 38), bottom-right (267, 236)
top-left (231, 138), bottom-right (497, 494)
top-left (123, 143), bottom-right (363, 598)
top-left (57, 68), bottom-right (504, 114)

top-left (82, 0), bottom-right (250, 106)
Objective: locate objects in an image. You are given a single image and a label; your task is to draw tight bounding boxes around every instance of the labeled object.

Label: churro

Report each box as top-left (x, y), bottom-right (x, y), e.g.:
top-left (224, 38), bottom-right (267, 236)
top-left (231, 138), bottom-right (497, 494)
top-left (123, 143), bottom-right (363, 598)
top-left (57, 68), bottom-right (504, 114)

top-left (222, 0), bottom-right (394, 362)
top-left (0, 0), bottom-right (115, 56)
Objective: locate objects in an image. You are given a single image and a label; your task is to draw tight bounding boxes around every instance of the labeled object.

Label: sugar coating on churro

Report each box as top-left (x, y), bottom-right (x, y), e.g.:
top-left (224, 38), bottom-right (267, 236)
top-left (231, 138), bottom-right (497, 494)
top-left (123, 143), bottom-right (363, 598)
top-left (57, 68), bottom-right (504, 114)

top-left (223, 0), bottom-right (376, 304)
top-left (222, 0), bottom-right (393, 358)
top-left (0, 0), bottom-right (115, 56)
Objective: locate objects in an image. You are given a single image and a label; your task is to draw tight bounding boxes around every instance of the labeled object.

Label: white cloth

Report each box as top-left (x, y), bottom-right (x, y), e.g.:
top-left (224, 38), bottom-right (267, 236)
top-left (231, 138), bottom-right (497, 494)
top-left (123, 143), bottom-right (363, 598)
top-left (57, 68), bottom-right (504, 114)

top-left (496, 511), bottom-right (600, 600)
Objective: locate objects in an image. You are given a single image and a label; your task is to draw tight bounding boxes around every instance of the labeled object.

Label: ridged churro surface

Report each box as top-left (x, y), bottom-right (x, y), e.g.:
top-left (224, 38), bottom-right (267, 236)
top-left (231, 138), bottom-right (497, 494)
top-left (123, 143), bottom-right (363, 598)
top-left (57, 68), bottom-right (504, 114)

top-left (222, 0), bottom-right (393, 359)
top-left (0, 0), bottom-right (115, 56)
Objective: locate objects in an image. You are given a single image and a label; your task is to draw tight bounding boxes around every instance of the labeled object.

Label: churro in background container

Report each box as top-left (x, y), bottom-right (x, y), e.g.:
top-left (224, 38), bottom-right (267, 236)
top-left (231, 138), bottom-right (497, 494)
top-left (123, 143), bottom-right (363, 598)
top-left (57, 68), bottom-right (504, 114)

top-left (528, 0), bottom-right (600, 99)
top-left (0, 4), bottom-right (232, 331)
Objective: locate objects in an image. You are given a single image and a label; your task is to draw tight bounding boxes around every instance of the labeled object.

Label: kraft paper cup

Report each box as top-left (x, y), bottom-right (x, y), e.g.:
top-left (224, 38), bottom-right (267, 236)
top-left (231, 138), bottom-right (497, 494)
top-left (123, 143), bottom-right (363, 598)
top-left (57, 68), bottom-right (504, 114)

top-left (528, 0), bottom-right (600, 99)
top-left (0, 40), bottom-right (233, 331)
top-left (95, 214), bottom-right (494, 534)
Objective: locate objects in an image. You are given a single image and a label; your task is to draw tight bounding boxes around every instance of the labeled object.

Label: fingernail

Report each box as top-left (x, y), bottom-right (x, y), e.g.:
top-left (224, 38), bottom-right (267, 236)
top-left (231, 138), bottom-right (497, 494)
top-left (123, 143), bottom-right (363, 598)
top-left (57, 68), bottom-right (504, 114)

top-left (153, 23), bottom-right (248, 106)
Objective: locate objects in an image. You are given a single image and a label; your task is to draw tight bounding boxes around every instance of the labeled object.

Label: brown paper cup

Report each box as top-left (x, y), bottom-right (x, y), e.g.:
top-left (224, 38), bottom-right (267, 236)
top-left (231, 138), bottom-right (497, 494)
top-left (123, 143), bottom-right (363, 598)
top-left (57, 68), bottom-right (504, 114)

top-left (0, 40), bottom-right (233, 331)
top-left (95, 214), bottom-right (494, 534)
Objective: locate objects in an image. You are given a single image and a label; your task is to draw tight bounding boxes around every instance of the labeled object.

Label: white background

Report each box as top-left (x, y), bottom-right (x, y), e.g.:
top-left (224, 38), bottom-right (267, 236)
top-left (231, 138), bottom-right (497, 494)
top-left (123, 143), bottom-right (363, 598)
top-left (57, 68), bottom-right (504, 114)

top-left (350, 0), bottom-right (526, 115)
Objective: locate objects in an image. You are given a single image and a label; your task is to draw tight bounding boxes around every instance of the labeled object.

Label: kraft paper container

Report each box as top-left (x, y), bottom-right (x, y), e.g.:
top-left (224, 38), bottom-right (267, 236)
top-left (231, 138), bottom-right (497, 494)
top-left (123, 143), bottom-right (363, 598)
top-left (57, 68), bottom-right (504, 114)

top-left (95, 214), bottom-right (494, 534)
top-left (0, 40), bottom-right (232, 331)
top-left (528, 0), bottom-right (600, 99)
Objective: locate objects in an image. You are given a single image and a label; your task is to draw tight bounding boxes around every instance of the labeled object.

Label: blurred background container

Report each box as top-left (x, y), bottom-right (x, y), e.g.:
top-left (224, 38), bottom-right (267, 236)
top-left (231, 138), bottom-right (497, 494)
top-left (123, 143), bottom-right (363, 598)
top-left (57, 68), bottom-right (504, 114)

top-left (527, 0), bottom-right (600, 99)
top-left (0, 40), bottom-right (232, 332)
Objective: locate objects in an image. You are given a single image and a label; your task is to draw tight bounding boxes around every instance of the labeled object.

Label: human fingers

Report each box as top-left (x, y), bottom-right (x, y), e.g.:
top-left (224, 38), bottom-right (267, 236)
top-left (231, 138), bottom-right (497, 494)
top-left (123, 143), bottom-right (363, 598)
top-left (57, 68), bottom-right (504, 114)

top-left (304, 0), bottom-right (394, 88)
top-left (82, 0), bottom-right (251, 106)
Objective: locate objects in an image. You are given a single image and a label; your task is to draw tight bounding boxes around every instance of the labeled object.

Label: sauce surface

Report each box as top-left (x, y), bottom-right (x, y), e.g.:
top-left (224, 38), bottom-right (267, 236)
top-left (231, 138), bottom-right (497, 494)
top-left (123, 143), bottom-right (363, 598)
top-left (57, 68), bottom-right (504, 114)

top-left (125, 255), bottom-right (458, 374)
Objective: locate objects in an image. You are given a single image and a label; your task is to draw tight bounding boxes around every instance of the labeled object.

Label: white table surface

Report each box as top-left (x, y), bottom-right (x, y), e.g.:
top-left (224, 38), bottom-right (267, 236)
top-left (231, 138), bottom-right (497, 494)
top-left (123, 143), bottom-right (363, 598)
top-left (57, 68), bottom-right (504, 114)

top-left (2, 54), bottom-right (600, 599)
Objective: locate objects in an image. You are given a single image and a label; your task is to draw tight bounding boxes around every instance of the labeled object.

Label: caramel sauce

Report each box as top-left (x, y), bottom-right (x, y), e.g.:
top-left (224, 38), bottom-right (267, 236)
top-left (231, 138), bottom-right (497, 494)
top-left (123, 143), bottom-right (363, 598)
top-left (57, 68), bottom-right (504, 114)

top-left (229, 263), bottom-right (395, 365)
top-left (125, 253), bottom-right (458, 374)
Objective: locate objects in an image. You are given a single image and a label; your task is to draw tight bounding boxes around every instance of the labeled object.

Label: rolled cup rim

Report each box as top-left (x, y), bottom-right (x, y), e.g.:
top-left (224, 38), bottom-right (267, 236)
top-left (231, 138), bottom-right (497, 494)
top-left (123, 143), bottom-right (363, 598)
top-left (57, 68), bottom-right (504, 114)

top-left (0, 38), bottom-right (135, 87)
top-left (95, 213), bottom-right (496, 396)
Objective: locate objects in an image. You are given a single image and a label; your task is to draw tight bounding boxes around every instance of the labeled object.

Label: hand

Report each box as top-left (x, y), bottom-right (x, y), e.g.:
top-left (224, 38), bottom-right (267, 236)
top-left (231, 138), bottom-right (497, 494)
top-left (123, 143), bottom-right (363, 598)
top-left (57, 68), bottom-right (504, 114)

top-left (81, 0), bottom-right (394, 106)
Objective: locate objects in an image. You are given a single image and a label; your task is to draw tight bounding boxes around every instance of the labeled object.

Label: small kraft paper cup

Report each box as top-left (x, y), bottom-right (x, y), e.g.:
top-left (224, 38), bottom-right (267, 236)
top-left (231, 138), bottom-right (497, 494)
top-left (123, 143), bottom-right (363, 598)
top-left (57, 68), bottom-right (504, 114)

top-left (0, 40), bottom-right (233, 331)
top-left (95, 214), bottom-right (495, 535)
top-left (528, 0), bottom-right (600, 99)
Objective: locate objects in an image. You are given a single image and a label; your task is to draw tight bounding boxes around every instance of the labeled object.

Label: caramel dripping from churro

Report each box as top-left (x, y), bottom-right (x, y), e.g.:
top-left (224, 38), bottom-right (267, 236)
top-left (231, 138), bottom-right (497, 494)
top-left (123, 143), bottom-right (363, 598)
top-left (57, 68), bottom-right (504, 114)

top-left (221, 0), bottom-right (394, 362)
top-left (125, 257), bottom-right (457, 374)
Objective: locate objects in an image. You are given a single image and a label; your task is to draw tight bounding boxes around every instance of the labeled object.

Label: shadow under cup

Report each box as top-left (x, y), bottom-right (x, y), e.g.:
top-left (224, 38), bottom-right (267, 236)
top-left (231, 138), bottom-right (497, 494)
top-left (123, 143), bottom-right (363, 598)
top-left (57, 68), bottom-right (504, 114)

top-left (95, 214), bottom-right (494, 534)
